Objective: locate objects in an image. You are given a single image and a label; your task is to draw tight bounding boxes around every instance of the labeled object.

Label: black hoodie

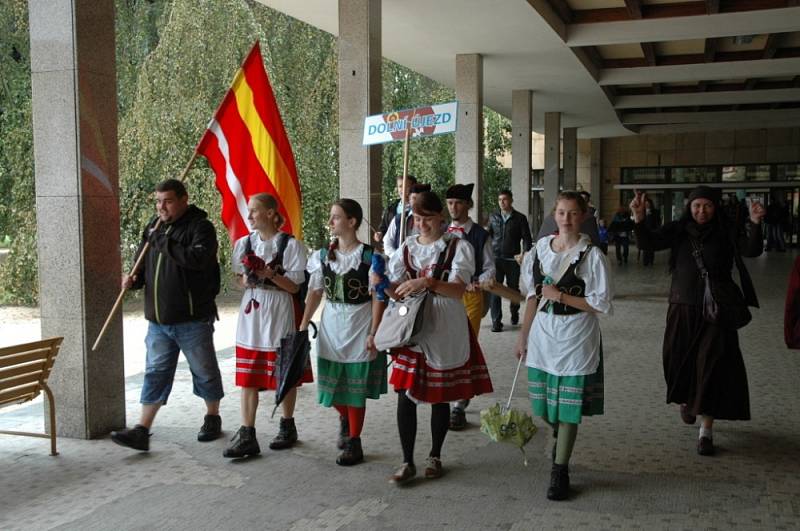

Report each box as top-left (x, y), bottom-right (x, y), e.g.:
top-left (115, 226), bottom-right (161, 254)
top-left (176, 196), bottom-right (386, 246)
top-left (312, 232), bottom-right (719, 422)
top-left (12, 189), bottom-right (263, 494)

top-left (131, 205), bottom-right (220, 324)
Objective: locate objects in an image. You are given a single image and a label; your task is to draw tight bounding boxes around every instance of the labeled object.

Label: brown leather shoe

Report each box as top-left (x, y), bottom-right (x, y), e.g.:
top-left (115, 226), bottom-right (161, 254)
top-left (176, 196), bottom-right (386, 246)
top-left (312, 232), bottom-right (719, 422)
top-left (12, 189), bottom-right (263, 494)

top-left (680, 404), bottom-right (696, 425)
top-left (424, 456), bottom-right (443, 479)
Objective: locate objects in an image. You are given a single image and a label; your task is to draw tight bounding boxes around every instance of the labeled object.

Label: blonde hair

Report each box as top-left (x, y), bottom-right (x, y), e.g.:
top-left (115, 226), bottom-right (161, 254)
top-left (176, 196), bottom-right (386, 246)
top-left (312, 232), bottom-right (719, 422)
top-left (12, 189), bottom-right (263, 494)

top-left (250, 193), bottom-right (284, 228)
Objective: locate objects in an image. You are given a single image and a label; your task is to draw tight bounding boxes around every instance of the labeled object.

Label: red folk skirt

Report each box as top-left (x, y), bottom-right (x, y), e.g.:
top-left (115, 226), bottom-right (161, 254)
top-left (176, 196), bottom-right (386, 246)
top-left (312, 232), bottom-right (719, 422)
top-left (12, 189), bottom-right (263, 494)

top-left (235, 295), bottom-right (313, 389)
top-left (389, 326), bottom-right (493, 403)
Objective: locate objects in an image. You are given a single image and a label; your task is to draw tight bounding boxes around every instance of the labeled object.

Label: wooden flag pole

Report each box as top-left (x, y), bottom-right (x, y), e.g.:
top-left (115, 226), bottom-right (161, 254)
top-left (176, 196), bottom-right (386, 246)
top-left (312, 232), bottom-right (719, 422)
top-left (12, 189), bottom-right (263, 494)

top-left (398, 114), bottom-right (414, 246)
top-left (92, 150), bottom-right (200, 352)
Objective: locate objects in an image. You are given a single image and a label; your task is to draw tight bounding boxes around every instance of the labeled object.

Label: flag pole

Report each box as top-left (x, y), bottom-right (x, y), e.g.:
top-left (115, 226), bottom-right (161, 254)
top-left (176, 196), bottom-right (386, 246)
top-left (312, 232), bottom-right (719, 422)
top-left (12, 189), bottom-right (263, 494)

top-left (398, 114), bottom-right (414, 246)
top-left (93, 40), bottom-right (264, 352)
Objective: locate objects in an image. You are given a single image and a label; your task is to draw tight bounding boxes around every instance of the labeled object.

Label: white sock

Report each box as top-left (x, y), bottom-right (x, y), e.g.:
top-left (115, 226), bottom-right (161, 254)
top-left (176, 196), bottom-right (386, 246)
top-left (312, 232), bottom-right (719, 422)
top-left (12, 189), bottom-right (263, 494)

top-left (699, 426), bottom-right (713, 440)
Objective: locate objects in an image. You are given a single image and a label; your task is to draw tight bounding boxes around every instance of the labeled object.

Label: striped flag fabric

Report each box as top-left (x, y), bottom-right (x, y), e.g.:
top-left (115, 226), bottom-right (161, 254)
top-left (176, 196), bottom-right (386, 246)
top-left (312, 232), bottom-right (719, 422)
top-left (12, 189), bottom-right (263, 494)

top-left (198, 41), bottom-right (302, 242)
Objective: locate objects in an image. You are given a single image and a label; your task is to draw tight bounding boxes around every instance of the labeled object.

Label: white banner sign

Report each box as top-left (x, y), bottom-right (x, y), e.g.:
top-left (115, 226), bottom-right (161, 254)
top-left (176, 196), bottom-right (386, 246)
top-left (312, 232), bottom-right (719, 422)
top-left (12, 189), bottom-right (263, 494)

top-left (362, 101), bottom-right (458, 146)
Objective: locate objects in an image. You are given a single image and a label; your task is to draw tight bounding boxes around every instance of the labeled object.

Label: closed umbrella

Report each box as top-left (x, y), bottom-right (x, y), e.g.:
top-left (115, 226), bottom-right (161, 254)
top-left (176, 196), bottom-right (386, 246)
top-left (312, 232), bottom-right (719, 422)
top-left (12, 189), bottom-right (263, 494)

top-left (271, 322), bottom-right (317, 417)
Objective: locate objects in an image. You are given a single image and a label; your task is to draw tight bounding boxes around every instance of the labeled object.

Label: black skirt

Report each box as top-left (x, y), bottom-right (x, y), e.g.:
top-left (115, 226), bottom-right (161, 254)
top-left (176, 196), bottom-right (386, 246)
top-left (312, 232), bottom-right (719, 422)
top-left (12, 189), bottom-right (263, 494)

top-left (662, 303), bottom-right (751, 420)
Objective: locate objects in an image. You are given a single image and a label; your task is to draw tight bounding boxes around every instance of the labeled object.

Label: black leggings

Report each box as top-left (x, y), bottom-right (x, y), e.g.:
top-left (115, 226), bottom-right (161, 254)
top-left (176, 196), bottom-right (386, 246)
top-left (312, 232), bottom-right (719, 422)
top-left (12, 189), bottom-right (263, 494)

top-left (396, 391), bottom-right (449, 465)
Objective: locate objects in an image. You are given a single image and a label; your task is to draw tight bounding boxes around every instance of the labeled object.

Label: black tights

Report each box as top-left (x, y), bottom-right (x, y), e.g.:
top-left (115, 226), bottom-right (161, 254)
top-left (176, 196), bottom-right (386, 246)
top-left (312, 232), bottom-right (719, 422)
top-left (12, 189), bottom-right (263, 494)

top-left (396, 391), bottom-right (450, 465)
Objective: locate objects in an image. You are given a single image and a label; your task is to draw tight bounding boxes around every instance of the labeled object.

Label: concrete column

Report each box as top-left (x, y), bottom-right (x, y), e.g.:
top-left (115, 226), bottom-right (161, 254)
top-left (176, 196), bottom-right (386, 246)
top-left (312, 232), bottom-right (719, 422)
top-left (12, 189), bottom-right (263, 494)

top-left (563, 127), bottom-right (578, 190)
top-left (543, 112), bottom-right (561, 210)
top-left (455, 54), bottom-right (483, 221)
top-left (338, 0), bottom-right (381, 240)
top-left (511, 90), bottom-right (533, 224)
top-left (590, 138), bottom-right (602, 217)
top-left (29, 0), bottom-right (125, 438)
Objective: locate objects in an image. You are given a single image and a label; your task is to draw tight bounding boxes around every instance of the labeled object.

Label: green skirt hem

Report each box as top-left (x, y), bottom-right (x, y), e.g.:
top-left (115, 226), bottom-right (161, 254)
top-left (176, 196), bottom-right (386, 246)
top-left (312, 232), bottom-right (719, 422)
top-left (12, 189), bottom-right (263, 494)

top-left (527, 353), bottom-right (604, 424)
top-left (317, 355), bottom-right (388, 408)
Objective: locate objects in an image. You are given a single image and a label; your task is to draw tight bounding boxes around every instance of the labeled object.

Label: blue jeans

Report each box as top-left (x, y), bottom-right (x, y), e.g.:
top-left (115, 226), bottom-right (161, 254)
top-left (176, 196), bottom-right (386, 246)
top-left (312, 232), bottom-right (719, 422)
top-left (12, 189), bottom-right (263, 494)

top-left (140, 319), bottom-right (224, 405)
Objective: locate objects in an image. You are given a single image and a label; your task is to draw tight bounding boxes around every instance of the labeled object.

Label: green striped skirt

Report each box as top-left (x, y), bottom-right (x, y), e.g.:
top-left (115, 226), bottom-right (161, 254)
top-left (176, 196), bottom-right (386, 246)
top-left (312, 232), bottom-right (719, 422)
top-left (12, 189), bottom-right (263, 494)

top-left (317, 354), bottom-right (388, 408)
top-left (527, 350), bottom-right (604, 424)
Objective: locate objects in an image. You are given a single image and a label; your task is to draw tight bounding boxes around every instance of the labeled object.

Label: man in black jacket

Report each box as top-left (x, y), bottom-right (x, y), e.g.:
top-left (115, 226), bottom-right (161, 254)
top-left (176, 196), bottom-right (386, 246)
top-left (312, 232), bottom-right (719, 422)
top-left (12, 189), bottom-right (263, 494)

top-left (488, 190), bottom-right (532, 332)
top-left (111, 179), bottom-right (224, 452)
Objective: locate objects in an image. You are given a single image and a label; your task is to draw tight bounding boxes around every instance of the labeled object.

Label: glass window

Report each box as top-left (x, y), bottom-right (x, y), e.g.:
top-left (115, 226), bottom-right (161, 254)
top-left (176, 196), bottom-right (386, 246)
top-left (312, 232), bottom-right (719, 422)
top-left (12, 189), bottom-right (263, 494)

top-left (777, 164), bottom-right (800, 181)
top-left (747, 165), bottom-right (771, 181)
top-left (671, 167), bottom-right (717, 183)
top-left (621, 167), bottom-right (666, 184)
top-left (722, 166), bottom-right (746, 182)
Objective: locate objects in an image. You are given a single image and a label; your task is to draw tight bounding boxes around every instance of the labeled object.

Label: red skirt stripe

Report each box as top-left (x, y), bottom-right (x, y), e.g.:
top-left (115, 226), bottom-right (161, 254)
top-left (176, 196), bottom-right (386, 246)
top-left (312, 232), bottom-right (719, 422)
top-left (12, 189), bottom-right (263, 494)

top-left (235, 347), bottom-right (313, 389)
top-left (389, 327), bottom-right (493, 403)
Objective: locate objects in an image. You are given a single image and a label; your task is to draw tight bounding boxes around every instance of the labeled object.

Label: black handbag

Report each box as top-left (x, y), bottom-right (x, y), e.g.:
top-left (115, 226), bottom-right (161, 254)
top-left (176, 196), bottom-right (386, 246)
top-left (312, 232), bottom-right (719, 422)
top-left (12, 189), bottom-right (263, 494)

top-left (688, 237), bottom-right (752, 329)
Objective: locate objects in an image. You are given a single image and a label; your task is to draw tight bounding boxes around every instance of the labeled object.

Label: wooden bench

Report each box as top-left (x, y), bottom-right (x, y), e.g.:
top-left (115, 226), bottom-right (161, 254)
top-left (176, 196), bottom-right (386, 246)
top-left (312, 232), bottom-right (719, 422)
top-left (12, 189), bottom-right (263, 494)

top-left (0, 337), bottom-right (63, 455)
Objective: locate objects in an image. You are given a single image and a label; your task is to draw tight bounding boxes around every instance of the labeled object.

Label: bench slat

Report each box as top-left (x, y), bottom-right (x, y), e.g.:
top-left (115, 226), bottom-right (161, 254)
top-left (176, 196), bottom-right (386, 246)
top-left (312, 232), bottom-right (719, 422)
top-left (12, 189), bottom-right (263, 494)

top-left (0, 371), bottom-right (45, 391)
top-left (0, 358), bottom-right (52, 380)
top-left (0, 392), bottom-right (38, 407)
top-left (0, 349), bottom-right (54, 369)
top-left (0, 338), bottom-right (62, 358)
top-left (0, 382), bottom-right (40, 404)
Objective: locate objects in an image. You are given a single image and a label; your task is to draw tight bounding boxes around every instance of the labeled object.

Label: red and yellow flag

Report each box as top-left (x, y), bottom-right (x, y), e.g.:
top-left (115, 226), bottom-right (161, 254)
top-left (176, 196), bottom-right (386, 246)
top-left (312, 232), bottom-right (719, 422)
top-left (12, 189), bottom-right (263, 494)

top-left (198, 41), bottom-right (302, 242)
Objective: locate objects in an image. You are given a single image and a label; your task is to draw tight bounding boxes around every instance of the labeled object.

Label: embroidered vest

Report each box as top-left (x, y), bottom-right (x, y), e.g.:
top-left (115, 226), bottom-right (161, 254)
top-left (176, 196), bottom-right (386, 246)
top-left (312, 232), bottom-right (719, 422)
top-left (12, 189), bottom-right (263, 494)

top-left (320, 244), bottom-right (373, 304)
top-left (531, 245), bottom-right (593, 315)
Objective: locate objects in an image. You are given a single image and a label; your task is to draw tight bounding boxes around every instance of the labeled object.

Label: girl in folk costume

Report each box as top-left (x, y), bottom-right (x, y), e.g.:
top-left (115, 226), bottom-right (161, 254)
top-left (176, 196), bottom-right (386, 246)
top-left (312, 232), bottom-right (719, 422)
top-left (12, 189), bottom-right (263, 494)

top-left (299, 199), bottom-right (388, 466)
top-left (515, 191), bottom-right (612, 501)
top-left (384, 191), bottom-right (494, 483)
top-left (224, 193), bottom-right (311, 458)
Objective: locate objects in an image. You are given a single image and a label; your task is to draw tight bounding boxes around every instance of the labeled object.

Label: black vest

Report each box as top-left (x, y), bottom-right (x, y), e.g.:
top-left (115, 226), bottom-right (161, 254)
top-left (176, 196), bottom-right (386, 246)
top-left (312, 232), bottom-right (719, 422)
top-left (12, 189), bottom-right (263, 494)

top-left (392, 211), bottom-right (413, 250)
top-left (320, 244), bottom-right (373, 304)
top-left (463, 223), bottom-right (489, 282)
top-left (531, 245), bottom-right (592, 315)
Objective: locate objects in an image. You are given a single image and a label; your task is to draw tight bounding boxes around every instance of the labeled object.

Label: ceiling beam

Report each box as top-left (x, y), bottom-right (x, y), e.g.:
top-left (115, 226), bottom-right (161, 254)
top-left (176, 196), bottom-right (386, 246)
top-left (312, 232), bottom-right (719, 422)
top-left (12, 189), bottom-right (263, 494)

top-left (548, 0), bottom-right (574, 24)
top-left (566, 7), bottom-right (800, 46)
top-left (599, 57), bottom-right (800, 85)
top-left (621, 108), bottom-right (800, 125)
top-left (704, 38), bottom-right (717, 63)
top-left (706, 0), bottom-right (720, 14)
top-left (763, 33), bottom-right (781, 59)
top-left (524, 0), bottom-right (567, 40)
top-left (624, 0), bottom-right (643, 19)
top-left (641, 42), bottom-right (657, 66)
top-left (614, 88), bottom-right (800, 108)
top-left (638, 118), bottom-right (800, 134)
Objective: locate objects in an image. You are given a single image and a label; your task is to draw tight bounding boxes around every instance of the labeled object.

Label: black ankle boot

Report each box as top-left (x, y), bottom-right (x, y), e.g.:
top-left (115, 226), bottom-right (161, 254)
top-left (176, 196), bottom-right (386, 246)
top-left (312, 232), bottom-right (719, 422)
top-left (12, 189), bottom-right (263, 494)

top-left (223, 426), bottom-right (260, 458)
top-left (269, 417), bottom-right (298, 450)
top-left (547, 463), bottom-right (570, 501)
top-left (337, 415), bottom-right (350, 450)
top-left (336, 437), bottom-right (364, 466)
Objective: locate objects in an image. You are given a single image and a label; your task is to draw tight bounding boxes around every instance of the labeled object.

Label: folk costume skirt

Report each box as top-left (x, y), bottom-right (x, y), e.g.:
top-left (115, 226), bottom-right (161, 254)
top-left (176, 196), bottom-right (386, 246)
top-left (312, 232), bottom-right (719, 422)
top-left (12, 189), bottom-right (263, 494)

top-left (389, 326), bottom-right (493, 403)
top-left (663, 303), bottom-right (750, 420)
top-left (317, 355), bottom-right (388, 408)
top-left (527, 345), bottom-right (604, 424)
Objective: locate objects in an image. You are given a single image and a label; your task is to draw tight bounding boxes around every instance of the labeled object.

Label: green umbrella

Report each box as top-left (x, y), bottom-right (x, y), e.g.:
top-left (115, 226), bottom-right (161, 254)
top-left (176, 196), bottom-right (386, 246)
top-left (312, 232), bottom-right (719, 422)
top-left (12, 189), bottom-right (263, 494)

top-left (480, 355), bottom-right (537, 465)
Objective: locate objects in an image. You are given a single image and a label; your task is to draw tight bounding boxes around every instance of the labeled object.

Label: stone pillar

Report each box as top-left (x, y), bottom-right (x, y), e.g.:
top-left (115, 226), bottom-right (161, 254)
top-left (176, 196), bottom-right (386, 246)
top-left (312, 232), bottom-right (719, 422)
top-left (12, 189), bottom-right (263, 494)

top-left (543, 112), bottom-right (561, 210)
top-left (29, 0), bottom-right (125, 438)
top-left (338, 0), bottom-right (382, 240)
top-left (455, 54), bottom-right (483, 221)
top-left (590, 138), bottom-right (602, 217)
top-left (563, 127), bottom-right (578, 190)
top-left (511, 90), bottom-right (533, 225)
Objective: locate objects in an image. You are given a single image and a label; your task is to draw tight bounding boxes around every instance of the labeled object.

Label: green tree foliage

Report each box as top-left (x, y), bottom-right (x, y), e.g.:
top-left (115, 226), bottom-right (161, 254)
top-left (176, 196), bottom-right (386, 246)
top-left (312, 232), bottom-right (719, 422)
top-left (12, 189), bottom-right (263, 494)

top-left (0, 0), bottom-right (36, 304)
top-left (0, 0), bottom-right (512, 304)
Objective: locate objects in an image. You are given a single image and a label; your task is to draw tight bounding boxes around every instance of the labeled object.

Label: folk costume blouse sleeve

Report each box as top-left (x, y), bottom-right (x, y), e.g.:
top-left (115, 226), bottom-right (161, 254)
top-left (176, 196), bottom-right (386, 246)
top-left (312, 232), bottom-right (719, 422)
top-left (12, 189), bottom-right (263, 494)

top-left (281, 237), bottom-right (308, 285)
top-left (307, 249), bottom-right (324, 292)
top-left (576, 246), bottom-right (613, 315)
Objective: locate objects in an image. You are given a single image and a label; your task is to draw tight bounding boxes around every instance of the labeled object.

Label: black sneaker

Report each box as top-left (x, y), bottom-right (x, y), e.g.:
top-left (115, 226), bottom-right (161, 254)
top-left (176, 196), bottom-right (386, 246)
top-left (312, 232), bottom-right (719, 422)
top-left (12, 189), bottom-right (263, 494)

top-left (337, 415), bottom-right (350, 450)
top-left (336, 437), bottom-right (364, 466)
top-left (111, 425), bottom-right (150, 452)
top-left (449, 408), bottom-right (467, 431)
top-left (491, 322), bottom-right (504, 333)
top-left (269, 417), bottom-right (298, 450)
top-left (198, 414), bottom-right (222, 442)
top-left (223, 426), bottom-right (261, 458)
top-left (547, 463), bottom-right (570, 501)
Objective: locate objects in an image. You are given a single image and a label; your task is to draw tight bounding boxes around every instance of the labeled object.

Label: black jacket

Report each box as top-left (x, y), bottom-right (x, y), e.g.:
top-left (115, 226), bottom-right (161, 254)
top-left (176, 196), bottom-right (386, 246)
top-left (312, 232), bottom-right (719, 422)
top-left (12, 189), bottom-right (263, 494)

top-left (488, 209), bottom-right (532, 259)
top-left (379, 199), bottom-right (400, 235)
top-left (131, 205), bottom-right (220, 324)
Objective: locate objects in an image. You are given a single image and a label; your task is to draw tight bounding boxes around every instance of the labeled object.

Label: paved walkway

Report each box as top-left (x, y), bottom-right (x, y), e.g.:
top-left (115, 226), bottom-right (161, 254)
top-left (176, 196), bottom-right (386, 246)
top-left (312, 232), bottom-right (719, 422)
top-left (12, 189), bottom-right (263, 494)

top-left (2, 250), bottom-right (800, 530)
